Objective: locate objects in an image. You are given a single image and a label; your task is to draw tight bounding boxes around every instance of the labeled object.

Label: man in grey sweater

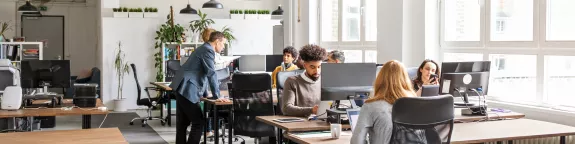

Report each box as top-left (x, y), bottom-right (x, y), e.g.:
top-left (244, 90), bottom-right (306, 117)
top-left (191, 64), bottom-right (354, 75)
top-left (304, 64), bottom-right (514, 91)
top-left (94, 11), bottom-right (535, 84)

top-left (281, 44), bottom-right (328, 117)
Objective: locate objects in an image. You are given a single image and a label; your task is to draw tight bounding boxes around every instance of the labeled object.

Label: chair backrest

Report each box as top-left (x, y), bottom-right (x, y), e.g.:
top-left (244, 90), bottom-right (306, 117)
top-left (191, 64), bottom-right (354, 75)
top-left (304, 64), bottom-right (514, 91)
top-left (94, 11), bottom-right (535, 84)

top-left (231, 73), bottom-right (275, 137)
top-left (407, 67), bottom-right (419, 80)
top-left (166, 60), bottom-right (180, 82)
top-left (130, 64), bottom-right (141, 101)
top-left (391, 95), bottom-right (454, 144)
top-left (275, 69), bottom-right (304, 114)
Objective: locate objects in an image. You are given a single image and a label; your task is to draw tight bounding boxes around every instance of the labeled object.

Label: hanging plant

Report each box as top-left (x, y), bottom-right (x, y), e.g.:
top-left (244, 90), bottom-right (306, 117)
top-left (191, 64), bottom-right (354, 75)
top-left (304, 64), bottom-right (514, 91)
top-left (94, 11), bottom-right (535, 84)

top-left (0, 21), bottom-right (13, 39)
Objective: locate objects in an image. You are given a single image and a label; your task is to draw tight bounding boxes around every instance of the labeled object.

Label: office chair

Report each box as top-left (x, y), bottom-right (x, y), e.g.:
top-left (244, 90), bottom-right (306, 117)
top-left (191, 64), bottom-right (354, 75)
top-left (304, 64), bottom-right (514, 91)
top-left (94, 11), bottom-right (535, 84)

top-left (275, 69), bottom-right (304, 115)
top-left (391, 95), bottom-right (454, 144)
top-left (407, 67), bottom-right (419, 80)
top-left (165, 60), bottom-right (180, 82)
top-left (231, 73), bottom-right (276, 144)
top-left (128, 63), bottom-right (167, 127)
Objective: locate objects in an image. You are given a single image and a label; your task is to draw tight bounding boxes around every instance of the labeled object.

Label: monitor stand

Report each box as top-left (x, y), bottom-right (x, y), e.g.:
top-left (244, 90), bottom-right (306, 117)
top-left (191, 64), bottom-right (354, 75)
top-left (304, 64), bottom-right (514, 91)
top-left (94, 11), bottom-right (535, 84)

top-left (454, 93), bottom-right (476, 107)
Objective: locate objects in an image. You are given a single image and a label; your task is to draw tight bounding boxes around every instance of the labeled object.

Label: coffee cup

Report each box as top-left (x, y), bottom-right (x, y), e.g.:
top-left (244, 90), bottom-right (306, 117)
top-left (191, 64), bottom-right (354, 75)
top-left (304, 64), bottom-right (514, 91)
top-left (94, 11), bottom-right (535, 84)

top-left (330, 124), bottom-right (341, 138)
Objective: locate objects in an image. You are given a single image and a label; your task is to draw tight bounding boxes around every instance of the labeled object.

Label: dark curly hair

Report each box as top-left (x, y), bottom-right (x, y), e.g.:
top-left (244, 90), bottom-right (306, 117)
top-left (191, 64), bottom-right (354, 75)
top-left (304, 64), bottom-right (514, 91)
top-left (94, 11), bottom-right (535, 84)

top-left (299, 44), bottom-right (327, 62)
top-left (283, 46), bottom-right (298, 61)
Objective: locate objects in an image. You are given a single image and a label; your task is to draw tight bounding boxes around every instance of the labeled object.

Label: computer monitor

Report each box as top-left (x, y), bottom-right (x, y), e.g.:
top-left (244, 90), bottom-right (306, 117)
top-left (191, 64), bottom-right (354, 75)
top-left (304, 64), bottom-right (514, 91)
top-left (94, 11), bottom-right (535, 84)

top-left (21, 60), bottom-right (71, 91)
top-left (321, 63), bottom-right (375, 109)
top-left (440, 61), bottom-right (491, 106)
top-left (265, 54), bottom-right (284, 72)
top-left (235, 55), bottom-right (266, 72)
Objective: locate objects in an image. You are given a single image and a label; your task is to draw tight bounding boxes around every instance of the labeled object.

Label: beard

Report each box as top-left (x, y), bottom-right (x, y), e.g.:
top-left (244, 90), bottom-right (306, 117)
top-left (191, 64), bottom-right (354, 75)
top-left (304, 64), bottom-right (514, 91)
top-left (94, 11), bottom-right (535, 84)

top-left (306, 72), bottom-right (320, 81)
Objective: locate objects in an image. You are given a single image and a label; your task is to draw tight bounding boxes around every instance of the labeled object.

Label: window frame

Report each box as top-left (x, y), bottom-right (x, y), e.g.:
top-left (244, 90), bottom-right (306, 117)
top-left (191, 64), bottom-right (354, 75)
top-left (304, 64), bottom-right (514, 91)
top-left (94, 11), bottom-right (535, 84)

top-left (319, 0), bottom-right (377, 63)
top-left (440, 0), bottom-right (575, 109)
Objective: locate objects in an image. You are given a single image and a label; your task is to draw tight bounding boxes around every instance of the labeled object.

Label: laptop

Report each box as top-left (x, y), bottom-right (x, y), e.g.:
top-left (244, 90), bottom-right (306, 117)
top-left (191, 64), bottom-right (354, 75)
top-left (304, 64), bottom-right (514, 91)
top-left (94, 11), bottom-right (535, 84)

top-left (421, 85), bottom-right (440, 97)
top-left (346, 109), bottom-right (361, 132)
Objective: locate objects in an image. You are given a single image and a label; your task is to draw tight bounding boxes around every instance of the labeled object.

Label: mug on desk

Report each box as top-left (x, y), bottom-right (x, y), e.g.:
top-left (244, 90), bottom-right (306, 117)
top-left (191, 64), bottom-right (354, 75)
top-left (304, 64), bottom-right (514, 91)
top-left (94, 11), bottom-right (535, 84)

top-left (330, 124), bottom-right (342, 138)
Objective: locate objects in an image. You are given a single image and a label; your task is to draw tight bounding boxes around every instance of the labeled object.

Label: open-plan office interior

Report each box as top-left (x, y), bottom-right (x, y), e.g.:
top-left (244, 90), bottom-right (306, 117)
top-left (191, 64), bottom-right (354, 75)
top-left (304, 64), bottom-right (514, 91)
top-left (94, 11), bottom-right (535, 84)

top-left (1, 0), bottom-right (575, 143)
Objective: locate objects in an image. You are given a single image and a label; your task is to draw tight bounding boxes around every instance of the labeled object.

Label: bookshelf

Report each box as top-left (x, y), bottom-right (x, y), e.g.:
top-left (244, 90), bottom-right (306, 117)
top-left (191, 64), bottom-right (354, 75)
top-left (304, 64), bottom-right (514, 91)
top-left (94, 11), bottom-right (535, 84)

top-left (0, 42), bottom-right (44, 68)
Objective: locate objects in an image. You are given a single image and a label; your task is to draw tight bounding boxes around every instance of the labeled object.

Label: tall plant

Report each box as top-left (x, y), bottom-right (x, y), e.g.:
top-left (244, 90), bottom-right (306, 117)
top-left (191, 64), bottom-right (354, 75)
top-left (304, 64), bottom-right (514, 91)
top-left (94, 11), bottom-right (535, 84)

top-left (221, 26), bottom-right (236, 44)
top-left (154, 9), bottom-right (186, 82)
top-left (114, 42), bottom-right (130, 99)
top-left (189, 10), bottom-right (214, 40)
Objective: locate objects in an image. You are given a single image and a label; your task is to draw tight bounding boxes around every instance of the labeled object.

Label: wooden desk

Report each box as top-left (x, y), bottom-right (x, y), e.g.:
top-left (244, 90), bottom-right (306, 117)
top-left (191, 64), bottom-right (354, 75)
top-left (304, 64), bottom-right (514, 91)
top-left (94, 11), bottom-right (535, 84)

top-left (150, 82), bottom-right (172, 91)
top-left (284, 119), bottom-right (575, 144)
top-left (256, 116), bottom-right (350, 132)
top-left (454, 108), bottom-right (524, 122)
top-left (284, 131), bottom-right (352, 144)
top-left (0, 128), bottom-right (127, 144)
top-left (451, 119), bottom-right (575, 144)
top-left (0, 99), bottom-right (108, 129)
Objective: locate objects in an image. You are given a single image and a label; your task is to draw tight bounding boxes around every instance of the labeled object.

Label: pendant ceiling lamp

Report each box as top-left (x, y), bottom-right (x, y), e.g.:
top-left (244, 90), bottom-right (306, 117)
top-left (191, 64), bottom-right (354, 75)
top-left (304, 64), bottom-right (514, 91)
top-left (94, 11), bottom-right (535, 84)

top-left (180, 0), bottom-right (198, 14)
top-left (18, 0), bottom-right (38, 13)
top-left (202, 0), bottom-right (223, 9)
top-left (271, 5), bottom-right (283, 15)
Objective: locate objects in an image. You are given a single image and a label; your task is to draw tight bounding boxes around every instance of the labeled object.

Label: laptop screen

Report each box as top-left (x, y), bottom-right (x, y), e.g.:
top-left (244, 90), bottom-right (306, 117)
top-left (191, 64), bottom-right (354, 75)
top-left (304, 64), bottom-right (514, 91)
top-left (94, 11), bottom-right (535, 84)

top-left (346, 109), bottom-right (361, 132)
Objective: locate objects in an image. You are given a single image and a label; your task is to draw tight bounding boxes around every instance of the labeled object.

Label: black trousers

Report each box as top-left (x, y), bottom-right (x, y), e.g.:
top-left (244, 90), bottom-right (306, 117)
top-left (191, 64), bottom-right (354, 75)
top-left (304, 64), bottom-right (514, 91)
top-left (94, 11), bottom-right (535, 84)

top-left (176, 95), bottom-right (205, 144)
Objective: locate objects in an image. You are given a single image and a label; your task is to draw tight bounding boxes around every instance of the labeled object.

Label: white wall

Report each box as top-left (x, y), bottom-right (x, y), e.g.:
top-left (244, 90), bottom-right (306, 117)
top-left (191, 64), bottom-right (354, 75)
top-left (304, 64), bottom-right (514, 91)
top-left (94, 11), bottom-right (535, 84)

top-left (377, 0), bottom-right (404, 65)
top-left (101, 18), bottom-right (160, 109)
top-left (0, 0), bottom-right (17, 39)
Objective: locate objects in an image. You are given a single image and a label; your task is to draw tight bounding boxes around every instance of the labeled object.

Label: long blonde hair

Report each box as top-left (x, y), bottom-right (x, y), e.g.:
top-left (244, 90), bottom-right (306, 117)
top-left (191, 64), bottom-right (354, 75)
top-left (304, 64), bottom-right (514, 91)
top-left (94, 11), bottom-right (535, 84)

top-left (366, 60), bottom-right (416, 104)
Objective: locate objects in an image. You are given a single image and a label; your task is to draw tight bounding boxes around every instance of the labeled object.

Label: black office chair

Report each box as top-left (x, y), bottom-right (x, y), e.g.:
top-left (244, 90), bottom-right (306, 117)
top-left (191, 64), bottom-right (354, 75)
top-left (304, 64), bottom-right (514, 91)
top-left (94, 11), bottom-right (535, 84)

top-left (129, 63), bottom-right (167, 127)
top-left (390, 95), bottom-right (454, 144)
top-left (275, 70), bottom-right (304, 115)
top-left (165, 60), bottom-right (180, 82)
top-left (231, 73), bottom-right (276, 144)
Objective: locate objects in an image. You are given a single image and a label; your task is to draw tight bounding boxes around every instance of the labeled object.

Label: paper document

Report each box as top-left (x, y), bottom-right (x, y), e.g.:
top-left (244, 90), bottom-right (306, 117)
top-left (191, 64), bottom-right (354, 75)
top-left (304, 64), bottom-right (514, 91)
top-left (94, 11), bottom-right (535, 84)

top-left (294, 131), bottom-right (352, 138)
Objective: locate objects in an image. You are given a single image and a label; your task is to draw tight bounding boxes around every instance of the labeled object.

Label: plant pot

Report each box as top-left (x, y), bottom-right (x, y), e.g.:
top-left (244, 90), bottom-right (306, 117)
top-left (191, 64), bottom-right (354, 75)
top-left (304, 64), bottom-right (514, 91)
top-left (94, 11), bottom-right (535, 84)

top-left (144, 12), bottom-right (158, 18)
top-left (245, 14), bottom-right (258, 20)
top-left (113, 12), bottom-right (129, 18)
top-left (230, 14), bottom-right (244, 19)
top-left (129, 12), bottom-right (144, 18)
top-left (114, 98), bottom-right (128, 112)
top-left (258, 14), bottom-right (271, 20)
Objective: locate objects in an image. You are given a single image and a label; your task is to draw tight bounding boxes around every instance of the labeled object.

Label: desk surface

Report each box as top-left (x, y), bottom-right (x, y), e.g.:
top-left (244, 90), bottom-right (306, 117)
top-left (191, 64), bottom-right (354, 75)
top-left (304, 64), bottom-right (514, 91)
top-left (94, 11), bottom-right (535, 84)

top-left (285, 119), bottom-right (575, 144)
top-left (0, 99), bottom-right (108, 118)
top-left (256, 116), bottom-right (350, 132)
top-left (257, 108), bottom-right (523, 132)
top-left (151, 82), bottom-right (172, 91)
top-left (0, 128), bottom-right (127, 144)
top-left (284, 132), bottom-right (352, 144)
top-left (451, 119), bottom-right (575, 143)
top-left (454, 108), bottom-right (525, 122)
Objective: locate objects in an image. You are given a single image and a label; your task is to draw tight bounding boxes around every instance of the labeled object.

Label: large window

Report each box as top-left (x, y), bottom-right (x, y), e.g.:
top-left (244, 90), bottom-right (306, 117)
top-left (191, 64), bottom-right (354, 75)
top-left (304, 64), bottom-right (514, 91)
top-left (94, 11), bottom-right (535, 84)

top-left (441, 0), bottom-right (575, 109)
top-left (320, 0), bottom-right (376, 63)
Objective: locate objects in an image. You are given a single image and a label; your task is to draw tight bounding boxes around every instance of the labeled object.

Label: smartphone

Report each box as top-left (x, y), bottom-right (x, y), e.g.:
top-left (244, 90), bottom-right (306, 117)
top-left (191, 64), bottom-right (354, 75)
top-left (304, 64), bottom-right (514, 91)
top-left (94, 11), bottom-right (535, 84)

top-left (429, 74), bottom-right (438, 83)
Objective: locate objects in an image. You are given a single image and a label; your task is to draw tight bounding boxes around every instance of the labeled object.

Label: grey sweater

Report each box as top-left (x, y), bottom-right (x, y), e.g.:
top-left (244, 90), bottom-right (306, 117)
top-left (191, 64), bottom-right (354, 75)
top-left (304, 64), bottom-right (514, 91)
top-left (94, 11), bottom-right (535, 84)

top-left (280, 74), bottom-right (321, 117)
top-left (350, 100), bottom-right (393, 144)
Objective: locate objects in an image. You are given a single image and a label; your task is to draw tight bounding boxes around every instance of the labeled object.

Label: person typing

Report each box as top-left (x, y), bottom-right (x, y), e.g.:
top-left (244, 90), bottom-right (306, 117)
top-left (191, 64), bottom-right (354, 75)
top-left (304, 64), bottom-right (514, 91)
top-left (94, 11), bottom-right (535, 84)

top-left (281, 44), bottom-right (327, 117)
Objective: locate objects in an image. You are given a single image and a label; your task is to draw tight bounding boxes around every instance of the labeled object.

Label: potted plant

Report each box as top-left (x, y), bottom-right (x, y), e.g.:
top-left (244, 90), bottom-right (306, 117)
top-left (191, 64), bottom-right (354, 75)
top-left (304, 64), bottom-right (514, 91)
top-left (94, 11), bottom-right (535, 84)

top-left (230, 9), bottom-right (243, 19)
top-left (221, 26), bottom-right (236, 55)
top-left (113, 7), bottom-right (129, 18)
top-left (189, 10), bottom-right (215, 43)
top-left (259, 10), bottom-right (271, 20)
top-left (144, 7), bottom-right (158, 18)
top-left (0, 21), bottom-right (12, 41)
top-left (113, 42), bottom-right (131, 112)
top-left (154, 13), bottom-right (186, 81)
